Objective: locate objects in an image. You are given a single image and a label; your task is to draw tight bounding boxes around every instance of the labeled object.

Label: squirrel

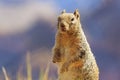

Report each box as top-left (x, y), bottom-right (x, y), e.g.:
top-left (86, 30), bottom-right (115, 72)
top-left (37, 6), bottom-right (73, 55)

top-left (52, 9), bottom-right (99, 80)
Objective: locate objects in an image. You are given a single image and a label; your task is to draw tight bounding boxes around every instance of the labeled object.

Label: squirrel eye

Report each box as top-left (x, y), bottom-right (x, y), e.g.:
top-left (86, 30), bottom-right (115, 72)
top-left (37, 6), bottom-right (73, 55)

top-left (71, 18), bottom-right (74, 21)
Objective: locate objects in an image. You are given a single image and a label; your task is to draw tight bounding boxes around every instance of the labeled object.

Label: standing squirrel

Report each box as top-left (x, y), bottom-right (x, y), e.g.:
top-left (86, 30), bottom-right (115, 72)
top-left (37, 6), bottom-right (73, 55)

top-left (52, 9), bottom-right (99, 80)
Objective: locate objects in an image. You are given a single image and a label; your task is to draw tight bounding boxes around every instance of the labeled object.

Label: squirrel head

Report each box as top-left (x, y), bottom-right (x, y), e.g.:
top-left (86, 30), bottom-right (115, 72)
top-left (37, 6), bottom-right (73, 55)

top-left (57, 9), bottom-right (80, 34)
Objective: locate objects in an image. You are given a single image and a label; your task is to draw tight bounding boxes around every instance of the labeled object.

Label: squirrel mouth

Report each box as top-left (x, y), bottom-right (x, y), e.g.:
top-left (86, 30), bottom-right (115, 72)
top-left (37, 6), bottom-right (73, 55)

top-left (61, 28), bottom-right (66, 32)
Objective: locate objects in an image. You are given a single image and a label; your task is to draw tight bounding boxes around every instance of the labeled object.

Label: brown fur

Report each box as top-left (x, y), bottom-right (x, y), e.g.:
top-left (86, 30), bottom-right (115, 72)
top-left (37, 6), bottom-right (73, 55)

top-left (52, 9), bottom-right (99, 80)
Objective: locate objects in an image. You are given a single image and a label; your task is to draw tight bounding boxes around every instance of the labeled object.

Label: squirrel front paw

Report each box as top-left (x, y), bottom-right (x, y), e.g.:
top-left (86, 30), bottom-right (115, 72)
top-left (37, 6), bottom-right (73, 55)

top-left (60, 62), bottom-right (69, 73)
top-left (52, 49), bottom-right (61, 63)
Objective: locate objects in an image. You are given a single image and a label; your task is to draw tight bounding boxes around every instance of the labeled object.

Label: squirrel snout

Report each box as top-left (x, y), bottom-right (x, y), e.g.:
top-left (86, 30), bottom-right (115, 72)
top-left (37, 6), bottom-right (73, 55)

top-left (52, 59), bottom-right (56, 63)
top-left (60, 23), bottom-right (65, 28)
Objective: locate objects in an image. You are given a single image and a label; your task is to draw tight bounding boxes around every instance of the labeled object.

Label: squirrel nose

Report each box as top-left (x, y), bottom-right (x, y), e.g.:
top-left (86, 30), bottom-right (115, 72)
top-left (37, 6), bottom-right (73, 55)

top-left (52, 60), bottom-right (56, 63)
top-left (61, 23), bottom-right (65, 28)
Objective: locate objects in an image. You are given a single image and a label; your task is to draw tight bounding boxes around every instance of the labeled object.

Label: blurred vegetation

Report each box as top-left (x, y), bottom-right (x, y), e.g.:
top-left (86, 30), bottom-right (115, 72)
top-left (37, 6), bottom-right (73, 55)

top-left (2, 53), bottom-right (51, 80)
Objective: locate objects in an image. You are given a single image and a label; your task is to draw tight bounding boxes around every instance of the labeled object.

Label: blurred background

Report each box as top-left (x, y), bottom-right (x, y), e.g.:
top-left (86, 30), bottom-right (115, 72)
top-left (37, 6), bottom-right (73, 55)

top-left (0, 0), bottom-right (120, 80)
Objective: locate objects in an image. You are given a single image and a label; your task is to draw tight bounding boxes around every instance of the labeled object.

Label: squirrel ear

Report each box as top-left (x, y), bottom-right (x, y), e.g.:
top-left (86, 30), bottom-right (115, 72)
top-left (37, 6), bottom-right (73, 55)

top-left (74, 9), bottom-right (80, 19)
top-left (61, 9), bottom-right (66, 14)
